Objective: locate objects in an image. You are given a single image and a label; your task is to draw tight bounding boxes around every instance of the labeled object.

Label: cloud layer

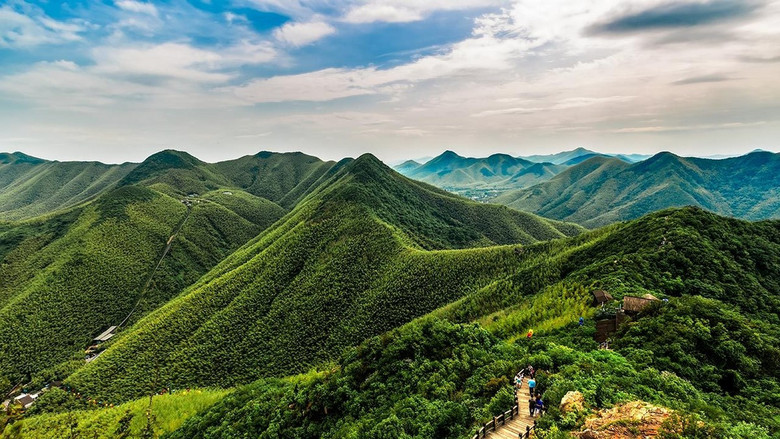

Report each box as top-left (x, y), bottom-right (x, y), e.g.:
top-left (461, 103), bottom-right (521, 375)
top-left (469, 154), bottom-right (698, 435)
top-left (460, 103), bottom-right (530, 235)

top-left (0, 0), bottom-right (778, 163)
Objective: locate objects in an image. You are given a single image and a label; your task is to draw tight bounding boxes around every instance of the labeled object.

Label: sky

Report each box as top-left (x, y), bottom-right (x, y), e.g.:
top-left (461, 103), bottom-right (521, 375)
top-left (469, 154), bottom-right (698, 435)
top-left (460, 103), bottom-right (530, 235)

top-left (1, 0), bottom-right (779, 164)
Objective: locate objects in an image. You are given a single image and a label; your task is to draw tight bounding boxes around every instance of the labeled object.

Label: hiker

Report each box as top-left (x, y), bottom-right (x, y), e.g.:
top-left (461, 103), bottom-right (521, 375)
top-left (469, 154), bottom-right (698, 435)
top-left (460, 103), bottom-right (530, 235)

top-left (526, 329), bottom-right (533, 339)
top-left (579, 316), bottom-right (584, 327)
top-left (528, 398), bottom-right (535, 417)
top-left (528, 365), bottom-right (535, 378)
top-left (527, 377), bottom-right (536, 397)
top-left (515, 372), bottom-right (523, 389)
top-left (534, 395), bottom-right (544, 417)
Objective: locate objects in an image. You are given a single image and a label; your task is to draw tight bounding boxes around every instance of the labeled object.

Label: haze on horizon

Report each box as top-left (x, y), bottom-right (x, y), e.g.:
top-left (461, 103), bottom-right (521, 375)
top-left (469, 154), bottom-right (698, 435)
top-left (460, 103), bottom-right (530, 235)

top-left (1, 0), bottom-right (779, 164)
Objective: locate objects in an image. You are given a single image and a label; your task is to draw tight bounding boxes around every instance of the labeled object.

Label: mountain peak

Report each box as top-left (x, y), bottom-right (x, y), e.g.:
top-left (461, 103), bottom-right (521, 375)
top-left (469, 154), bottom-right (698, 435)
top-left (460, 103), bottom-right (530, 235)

top-left (0, 151), bottom-right (47, 165)
top-left (346, 153), bottom-right (389, 180)
top-left (119, 149), bottom-right (206, 187)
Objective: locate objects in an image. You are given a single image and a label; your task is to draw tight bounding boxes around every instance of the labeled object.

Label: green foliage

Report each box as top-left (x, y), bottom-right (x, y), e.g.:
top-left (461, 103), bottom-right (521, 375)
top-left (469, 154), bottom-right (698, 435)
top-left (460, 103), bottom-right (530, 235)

top-left (166, 319), bottom-right (522, 439)
top-left (0, 158), bottom-right (137, 221)
top-left (614, 296), bottom-right (780, 407)
top-left (1, 389), bottom-right (228, 438)
top-left (3, 150), bottom-right (780, 439)
top-left (64, 155), bottom-right (583, 402)
top-left (495, 151), bottom-right (780, 227)
top-left (0, 185), bottom-right (286, 392)
top-left (399, 150), bottom-right (565, 195)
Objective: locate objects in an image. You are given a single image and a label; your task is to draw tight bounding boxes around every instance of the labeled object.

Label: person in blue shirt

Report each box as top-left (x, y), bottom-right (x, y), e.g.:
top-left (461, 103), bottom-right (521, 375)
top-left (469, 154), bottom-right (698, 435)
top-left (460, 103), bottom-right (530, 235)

top-left (534, 395), bottom-right (544, 417)
top-left (527, 377), bottom-right (536, 397)
top-left (579, 316), bottom-right (584, 327)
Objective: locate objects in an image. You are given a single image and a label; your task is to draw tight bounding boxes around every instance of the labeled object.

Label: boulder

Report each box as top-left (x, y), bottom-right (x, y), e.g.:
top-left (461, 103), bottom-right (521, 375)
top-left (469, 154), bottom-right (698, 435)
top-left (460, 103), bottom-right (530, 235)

top-left (560, 390), bottom-right (585, 414)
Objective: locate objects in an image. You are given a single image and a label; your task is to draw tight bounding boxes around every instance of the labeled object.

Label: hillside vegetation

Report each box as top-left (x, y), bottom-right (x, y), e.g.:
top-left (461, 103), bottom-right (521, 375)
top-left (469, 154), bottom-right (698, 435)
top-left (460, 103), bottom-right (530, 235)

top-left (0, 152), bottom-right (137, 220)
top-left (398, 151), bottom-right (561, 198)
top-left (2, 389), bottom-right (229, 438)
top-left (2, 150), bottom-right (779, 438)
top-left (495, 151), bottom-right (780, 227)
top-left (121, 150), bottom-right (340, 209)
top-left (160, 207), bottom-right (780, 438)
top-left (0, 184), bottom-right (286, 391)
top-left (63, 154), bottom-right (582, 401)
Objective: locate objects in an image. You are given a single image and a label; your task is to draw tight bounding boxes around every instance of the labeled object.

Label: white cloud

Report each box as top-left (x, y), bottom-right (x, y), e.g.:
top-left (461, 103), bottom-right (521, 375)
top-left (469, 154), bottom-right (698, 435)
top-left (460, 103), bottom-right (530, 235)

top-left (0, 6), bottom-right (84, 48)
top-left (92, 43), bottom-right (229, 83)
top-left (2, 0), bottom-right (780, 163)
top-left (342, 0), bottom-right (505, 24)
top-left (273, 20), bottom-right (336, 46)
top-left (115, 0), bottom-right (158, 17)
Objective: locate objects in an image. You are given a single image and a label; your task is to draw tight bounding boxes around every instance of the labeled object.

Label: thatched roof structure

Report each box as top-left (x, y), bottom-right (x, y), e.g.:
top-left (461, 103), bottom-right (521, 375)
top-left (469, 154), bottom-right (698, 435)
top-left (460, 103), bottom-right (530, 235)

top-left (622, 295), bottom-right (658, 313)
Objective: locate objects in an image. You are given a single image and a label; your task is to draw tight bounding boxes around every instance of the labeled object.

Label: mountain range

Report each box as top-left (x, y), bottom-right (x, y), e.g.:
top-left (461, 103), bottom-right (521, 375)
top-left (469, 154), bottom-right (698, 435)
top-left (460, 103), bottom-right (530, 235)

top-left (494, 151), bottom-right (780, 227)
top-left (0, 148), bottom-right (778, 438)
top-left (394, 148), bottom-right (649, 199)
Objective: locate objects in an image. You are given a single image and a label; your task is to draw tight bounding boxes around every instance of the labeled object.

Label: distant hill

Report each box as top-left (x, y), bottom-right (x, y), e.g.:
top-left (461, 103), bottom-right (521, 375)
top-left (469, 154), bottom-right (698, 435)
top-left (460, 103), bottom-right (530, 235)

top-left (395, 159), bottom-right (421, 173)
top-left (394, 149), bottom-right (649, 199)
top-left (0, 150), bottom-right (339, 220)
top-left (495, 151), bottom-right (780, 227)
top-left (0, 153), bottom-right (137, 220)
top-left (396, 151), bottom-right (558, 196)
top-left (65, 154), bottom-right (583, 400)
top-left (519, 147), bottom-right (600, 164)
top-left (520, 147), bottom-right (649, 164)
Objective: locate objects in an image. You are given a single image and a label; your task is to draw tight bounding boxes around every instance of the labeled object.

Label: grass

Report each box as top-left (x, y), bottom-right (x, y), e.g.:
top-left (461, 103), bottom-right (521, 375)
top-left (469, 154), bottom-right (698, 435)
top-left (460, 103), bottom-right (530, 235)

top-left (1, 389), bottom-right (229, 438)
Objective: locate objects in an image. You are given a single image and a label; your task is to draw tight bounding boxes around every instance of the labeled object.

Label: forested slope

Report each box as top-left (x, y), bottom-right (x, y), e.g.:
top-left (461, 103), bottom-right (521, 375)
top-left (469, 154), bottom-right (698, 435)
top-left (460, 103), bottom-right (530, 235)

top-left (161, 207), bottom-right (780, 438)
top-left (0, 152), bottom-right (136, 220)
top-left (3, 150), bottom-right (780, 438)
top-left (495, 151), bottom-right (780, 227)
top-left (64, 154), bottom-right (583, 401)
top-left (0, 185), bottom-right (286, 390)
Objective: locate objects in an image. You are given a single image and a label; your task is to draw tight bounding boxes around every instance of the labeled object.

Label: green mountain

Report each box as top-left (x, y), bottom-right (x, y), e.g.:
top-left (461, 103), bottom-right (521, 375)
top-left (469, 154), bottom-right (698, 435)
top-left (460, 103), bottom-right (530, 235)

top-left (0, 149), bottom-right (338, 222)
top-left (62, 154), bottom-right (582, 401)
top-left (395, 151), bottom-right (564, 202)
top-left (495, 151), bottom-right (780, 227)
top-left (0, 153), bottom-right (137, 221)
top-left (401, 151), bottom-right (537, 188)
top-left (395, 159), bottom-right (421, 173)
top-left (0, 149), bottom-right (346, 390)
top-left (166, 206), bottom-right (780, 437)
top-left (17, 205), bottom-right (779, 438)
top-left (118, 150), bottom-right (338, 209)
top-left (3, 150), bottom-right (780, 438)
top-left (0, 184), bottom-right (286, 390)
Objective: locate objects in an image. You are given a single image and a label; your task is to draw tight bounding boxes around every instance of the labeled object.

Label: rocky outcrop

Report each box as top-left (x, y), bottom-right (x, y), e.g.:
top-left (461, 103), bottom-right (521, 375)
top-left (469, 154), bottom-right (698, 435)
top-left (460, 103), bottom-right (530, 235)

top-left (575, 401), bottom-right (671, 438)
top-left (560, 391), bottom-right (585, 414)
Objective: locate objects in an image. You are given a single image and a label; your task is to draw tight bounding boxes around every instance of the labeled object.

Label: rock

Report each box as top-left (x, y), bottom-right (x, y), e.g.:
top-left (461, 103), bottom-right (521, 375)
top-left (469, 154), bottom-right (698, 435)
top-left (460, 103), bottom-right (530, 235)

top-left (560, 391), bottom-right (585, 414)
top-left (574, 401), bottom-right (672, 438)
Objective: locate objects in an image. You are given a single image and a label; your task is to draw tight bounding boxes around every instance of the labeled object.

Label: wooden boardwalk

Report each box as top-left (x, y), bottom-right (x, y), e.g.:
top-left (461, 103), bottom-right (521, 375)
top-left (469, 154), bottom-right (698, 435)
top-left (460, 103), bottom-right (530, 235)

top-left (488, 388), bottom-right (536, 439)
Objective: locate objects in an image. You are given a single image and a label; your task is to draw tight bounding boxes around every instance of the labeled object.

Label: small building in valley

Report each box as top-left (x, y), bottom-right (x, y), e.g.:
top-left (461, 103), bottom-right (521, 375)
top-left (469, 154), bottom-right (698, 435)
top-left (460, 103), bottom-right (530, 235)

top-left (14, 393), bottom-right (37, 409)
top-left (622, 295), bottom-right (659, 315)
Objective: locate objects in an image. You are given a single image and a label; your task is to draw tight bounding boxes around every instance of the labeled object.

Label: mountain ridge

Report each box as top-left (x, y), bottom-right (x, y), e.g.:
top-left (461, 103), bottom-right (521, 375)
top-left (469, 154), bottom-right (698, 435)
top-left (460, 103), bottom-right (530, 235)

top-left (495, 150), bottom-right (780, 227)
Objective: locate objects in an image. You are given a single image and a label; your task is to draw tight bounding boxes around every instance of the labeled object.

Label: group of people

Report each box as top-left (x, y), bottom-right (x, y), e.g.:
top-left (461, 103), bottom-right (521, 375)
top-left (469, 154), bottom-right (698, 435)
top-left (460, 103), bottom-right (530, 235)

top-left (514, 365), bottom-right (545, 417)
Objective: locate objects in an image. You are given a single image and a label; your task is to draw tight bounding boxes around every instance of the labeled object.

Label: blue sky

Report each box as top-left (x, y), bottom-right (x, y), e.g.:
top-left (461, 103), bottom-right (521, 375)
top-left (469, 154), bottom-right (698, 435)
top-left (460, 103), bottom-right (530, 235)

top-left (1, 0), bottom-right (779, 163)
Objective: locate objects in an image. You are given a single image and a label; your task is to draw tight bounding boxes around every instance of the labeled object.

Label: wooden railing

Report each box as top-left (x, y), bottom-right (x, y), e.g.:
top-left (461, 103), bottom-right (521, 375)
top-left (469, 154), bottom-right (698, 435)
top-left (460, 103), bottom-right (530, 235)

top-left (471, 392), bottom-right (537, 439)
